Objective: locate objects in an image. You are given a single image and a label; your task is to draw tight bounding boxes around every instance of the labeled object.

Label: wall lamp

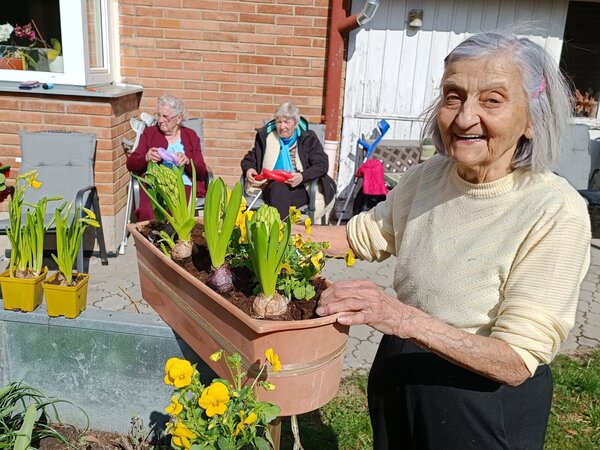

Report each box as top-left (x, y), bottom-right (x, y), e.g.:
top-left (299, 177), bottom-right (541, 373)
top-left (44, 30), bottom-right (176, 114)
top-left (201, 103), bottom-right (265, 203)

top-left (408, 9), bottom-right (424, 28)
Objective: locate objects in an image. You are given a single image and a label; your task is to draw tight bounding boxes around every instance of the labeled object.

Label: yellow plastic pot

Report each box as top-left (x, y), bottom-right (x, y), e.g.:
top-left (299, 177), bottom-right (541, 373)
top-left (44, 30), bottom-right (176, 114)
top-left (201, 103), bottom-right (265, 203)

top-left (42, 272), bottom-right (89, 319)
top-left (0, 268), bottom-right (48, 312)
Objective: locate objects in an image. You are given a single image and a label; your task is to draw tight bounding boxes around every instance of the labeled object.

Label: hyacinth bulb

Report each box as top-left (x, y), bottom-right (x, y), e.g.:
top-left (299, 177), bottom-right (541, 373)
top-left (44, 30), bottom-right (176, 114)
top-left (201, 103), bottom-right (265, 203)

top-left (171, 240), bottom-right (193, 263)
top-left (207, 265), bottom-right (234, 294)
top-left (252, 292), bottom-right (287, 319)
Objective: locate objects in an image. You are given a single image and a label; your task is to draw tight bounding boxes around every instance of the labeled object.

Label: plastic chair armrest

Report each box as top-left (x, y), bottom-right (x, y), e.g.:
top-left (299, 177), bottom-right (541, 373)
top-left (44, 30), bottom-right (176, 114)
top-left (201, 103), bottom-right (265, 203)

top-left (74, 185), bottom-right (96, 211)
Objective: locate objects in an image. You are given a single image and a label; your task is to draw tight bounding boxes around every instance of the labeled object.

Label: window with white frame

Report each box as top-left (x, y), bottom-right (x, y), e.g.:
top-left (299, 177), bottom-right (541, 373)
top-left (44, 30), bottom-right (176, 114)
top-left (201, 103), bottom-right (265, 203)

top-left (560, 1), bottom-right (600, 120)
top-left (0, 0), bottom-right (115, 86)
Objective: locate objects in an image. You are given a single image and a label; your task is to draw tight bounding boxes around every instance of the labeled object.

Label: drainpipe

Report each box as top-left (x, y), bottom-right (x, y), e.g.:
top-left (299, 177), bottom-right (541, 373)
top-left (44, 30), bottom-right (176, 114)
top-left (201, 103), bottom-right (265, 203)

top-left (323, 0), bottom-right (380, 179)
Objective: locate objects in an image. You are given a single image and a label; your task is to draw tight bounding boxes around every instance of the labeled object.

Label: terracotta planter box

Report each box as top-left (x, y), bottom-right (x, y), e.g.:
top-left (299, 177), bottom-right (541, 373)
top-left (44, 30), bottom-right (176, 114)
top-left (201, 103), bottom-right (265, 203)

top-left (42, 272), bottom-right (90, 319)
top-left (128, 222), bottom-right (349, 416)
top-left (0, 268), bottom-right (48, 312)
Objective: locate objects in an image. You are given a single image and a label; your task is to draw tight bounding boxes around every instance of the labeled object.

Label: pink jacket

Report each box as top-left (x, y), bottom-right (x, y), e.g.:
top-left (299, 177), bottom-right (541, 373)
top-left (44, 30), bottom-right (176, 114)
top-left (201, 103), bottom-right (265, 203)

top-left (356, 159), bottom-right (388, 196)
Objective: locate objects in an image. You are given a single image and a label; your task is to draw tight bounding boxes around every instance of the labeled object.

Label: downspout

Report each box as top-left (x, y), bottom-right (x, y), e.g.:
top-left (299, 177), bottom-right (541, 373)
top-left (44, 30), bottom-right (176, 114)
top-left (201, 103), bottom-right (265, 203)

top-left (323, 0), bottom-right (380, 179)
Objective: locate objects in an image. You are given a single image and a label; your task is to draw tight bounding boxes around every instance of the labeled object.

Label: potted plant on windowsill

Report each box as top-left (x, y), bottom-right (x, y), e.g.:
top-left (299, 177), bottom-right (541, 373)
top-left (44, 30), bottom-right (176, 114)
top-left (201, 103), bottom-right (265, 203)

top-left (0, 21), bottom-right (50, 71)
top-left (41, 200), bottom-right (100, 319)
top-left (47, 38), bottom-right (62, 73)
top-left (0, 170), bottom-right (59, 312)
top-left (127, 174), bottom-right (350, 417)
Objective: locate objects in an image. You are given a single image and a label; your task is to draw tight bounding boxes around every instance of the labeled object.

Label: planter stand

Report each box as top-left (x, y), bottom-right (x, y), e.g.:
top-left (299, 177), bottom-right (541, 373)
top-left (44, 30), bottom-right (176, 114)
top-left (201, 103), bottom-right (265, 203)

top-left (128, 222), bottom-right (350, 416)
top-left (42, 273), bottom-right (90, 319)
top-left (0, 268), bottom-right (48, 312)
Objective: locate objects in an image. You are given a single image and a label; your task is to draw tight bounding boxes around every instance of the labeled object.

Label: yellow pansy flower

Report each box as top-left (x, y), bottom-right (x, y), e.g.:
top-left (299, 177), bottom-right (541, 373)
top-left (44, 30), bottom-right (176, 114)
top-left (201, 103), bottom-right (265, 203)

top-left (279, 263), bottom-right (295, 274)
top-left (288, 206), bottom-right (301, 224)
top-left (345, 249), bottom-right (356, 267)
top-left (310, 251), bottom-right (324, 269)
top-left (304, 217), bottom-right (312, 234)
top-left (164, 358), bottom-right (194, 388)
top-left (165, 395), bottom-right (183, 416)
top-left (31, 180), bottom-right (42, 189)
top-left (198, 382), bottom-right (230, 417)
top-left (292, 234), bottom-right (304, 249)
top-left (170, 422), bottom-right (196, 450)
top-left (235, 410), bottom-right (258, 436)
top-left (265, 348), bottom-right (281, 373)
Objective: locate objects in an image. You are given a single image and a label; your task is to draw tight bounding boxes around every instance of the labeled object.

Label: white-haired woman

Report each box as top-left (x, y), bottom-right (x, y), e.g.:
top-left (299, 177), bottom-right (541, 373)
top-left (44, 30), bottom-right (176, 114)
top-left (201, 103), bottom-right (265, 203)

top-left (241, 102), bottom-right (336, 219)
top-left (127, 94), bottom-right (207, 221)
top-left (307, 32), bottom-right (591, 448)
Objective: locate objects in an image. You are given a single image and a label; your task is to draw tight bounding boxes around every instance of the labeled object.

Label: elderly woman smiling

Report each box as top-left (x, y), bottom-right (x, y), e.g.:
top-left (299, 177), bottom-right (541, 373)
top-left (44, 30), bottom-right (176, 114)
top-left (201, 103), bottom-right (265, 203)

top-left (241, 102), bottom-right (335, 219)
top-left (127, 95), bottom-right (207, 221)
top-left (307, 32), bottom-right (591, 449)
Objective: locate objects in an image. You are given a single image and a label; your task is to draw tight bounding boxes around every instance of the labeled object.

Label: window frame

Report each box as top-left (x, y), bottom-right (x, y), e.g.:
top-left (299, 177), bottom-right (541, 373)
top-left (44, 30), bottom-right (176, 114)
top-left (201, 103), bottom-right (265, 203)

top-left (0, 0), bottom-right (115, 86)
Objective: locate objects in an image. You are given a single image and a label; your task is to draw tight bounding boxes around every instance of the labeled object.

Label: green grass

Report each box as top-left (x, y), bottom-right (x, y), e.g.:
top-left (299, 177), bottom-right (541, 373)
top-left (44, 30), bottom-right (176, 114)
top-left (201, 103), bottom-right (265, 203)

top-left (279, 349), bottom-right (600, 450)
top-left (546, 349), bottom-right (600, 449)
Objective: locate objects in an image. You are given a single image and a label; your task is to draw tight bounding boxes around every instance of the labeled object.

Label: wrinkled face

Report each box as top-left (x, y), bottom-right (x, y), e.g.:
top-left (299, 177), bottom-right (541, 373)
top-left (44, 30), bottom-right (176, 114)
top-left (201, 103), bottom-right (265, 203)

top-left (437, 54), bottom-right (532, 183)
top-left (156, 105), bottom-right (182, 136)
top-left (275, 117), bottom-right (297, 138)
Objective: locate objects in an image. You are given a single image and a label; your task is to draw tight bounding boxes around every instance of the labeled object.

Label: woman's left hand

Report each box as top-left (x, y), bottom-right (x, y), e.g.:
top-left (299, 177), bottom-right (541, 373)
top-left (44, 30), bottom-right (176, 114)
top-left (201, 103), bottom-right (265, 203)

top-left (318, 279), bottom-right (532, 385)
top-left (317, 279), bottom-right (406, 336)
top-left (175, 152), bottom-right (190, 166)
top-left (286, 172), bottom-right (303, 188)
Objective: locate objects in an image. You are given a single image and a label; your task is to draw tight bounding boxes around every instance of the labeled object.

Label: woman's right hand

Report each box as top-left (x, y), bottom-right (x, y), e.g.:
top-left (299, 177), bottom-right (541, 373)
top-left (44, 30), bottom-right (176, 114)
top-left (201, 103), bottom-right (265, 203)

top-left (246, 168), bottom-right (259, 183)
top-left (146, 147), bottom-right (162, 163)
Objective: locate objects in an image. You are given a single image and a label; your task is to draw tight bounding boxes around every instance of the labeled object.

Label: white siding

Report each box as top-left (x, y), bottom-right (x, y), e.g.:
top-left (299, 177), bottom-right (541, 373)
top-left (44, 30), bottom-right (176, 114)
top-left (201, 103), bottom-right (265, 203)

top-left (337, 0), bottom-right (569, 193)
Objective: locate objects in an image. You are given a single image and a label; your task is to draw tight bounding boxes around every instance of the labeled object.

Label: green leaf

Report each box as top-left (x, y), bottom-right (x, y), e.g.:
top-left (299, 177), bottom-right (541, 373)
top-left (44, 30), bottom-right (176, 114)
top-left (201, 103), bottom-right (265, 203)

top-left (14, 404), bottom-right (37, 450)
top-left (261, 403), bottom-right (281, 423)
top-left (204, 179), bottom-right (242, 268)
top-left (254, 436), bottom-right (271, 450)
top-left (132, 162), bottom-right (197, 242)
top-left (293, 285), bottom-right (305, 299)
top-left (216, 436), bottom-right (236, 450)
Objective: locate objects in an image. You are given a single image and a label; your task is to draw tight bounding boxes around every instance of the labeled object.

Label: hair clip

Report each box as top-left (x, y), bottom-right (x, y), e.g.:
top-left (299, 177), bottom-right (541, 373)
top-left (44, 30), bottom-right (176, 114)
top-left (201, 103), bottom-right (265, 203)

top-left (534, 77), bottom-right (546, 98)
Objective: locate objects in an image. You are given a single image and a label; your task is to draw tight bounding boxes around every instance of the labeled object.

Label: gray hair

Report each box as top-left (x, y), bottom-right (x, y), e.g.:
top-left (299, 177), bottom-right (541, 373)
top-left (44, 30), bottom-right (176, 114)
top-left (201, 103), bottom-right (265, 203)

top-left (157, 94), bottom-right (189, 120)
top-left (423, 32), bottom-right (573, 172)
top-left (274, 102), bottom-right (301, 124)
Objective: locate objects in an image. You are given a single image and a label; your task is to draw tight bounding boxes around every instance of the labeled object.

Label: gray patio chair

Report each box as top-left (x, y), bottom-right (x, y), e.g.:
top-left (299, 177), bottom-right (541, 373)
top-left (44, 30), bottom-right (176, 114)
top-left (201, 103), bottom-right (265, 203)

top-left (0, 131), bottom-right (109, 272)
top-left (119, 116), bottom-right (212, 254)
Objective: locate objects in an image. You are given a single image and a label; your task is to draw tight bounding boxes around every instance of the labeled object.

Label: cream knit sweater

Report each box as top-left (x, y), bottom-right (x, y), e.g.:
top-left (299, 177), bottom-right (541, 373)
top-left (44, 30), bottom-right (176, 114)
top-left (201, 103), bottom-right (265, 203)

top-left (347, 155), bottom-right (591, 374)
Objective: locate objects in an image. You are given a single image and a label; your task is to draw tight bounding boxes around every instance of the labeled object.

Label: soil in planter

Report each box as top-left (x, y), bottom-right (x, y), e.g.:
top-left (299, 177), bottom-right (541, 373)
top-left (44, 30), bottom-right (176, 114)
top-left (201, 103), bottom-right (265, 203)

top-left (44, 273), bottom-right (87, 286)
top-left (140, 221), bottom-right (327, 321)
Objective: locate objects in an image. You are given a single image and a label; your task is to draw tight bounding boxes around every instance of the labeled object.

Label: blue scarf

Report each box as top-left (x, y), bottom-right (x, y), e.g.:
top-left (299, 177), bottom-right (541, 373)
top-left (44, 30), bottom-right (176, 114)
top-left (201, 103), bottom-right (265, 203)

top-left (273, 129), bottom-right (298, 172)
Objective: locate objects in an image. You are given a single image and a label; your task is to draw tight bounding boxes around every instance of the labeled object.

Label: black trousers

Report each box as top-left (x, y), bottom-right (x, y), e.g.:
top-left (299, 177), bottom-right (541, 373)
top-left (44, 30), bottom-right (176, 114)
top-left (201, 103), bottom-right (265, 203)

top-left (368, 336), bottom-right (553, 450)
top-left (262, 181), bottom-right (309, 219)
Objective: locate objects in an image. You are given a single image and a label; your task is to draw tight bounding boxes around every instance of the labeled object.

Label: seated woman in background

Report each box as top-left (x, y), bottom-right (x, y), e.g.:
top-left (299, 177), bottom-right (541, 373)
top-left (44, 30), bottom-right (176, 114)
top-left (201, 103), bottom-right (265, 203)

top-left (126, 94), bottom-right (207, 221)
top-left (241, 102), bottom-right (336, 219)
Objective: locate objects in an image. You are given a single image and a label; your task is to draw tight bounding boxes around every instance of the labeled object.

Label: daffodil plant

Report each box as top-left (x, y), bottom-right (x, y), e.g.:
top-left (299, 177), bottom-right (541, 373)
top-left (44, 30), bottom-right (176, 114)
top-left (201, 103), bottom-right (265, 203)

top-left (6, 170), bottom-right (60, 278)
top-left (50, 201), bottom-right (100, 285)
top-left (133, 162), bottom-right (197, 262)
top-left (245, 205), bottom-right (291, 318)
top-left (204, 178), bottom-right (242, 293)
top-left (163, 348), bottom-right (281, 450)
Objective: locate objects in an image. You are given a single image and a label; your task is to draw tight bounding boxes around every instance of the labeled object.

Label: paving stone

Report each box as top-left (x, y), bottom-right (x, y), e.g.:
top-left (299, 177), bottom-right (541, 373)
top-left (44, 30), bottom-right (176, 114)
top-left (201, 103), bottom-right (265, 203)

top-left (349, 324), bottom-right (376, 341)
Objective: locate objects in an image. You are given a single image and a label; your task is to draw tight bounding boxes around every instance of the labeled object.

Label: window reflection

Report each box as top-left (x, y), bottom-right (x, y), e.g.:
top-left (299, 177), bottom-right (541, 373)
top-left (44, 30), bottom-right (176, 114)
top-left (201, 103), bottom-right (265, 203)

top-left (0, 2), bottom-right (62, 73)
top-left (87, 0), bottom-right (104, 69)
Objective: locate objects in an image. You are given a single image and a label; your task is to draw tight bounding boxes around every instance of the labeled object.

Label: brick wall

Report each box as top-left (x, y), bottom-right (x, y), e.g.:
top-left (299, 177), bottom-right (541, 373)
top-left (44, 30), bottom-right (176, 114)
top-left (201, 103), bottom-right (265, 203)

top-left (0, 1), bottom-right (334, 252)
top-left (118, 0), bottom-right (331, 186)
top-left (0, 91), bottom-right (141, 250)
